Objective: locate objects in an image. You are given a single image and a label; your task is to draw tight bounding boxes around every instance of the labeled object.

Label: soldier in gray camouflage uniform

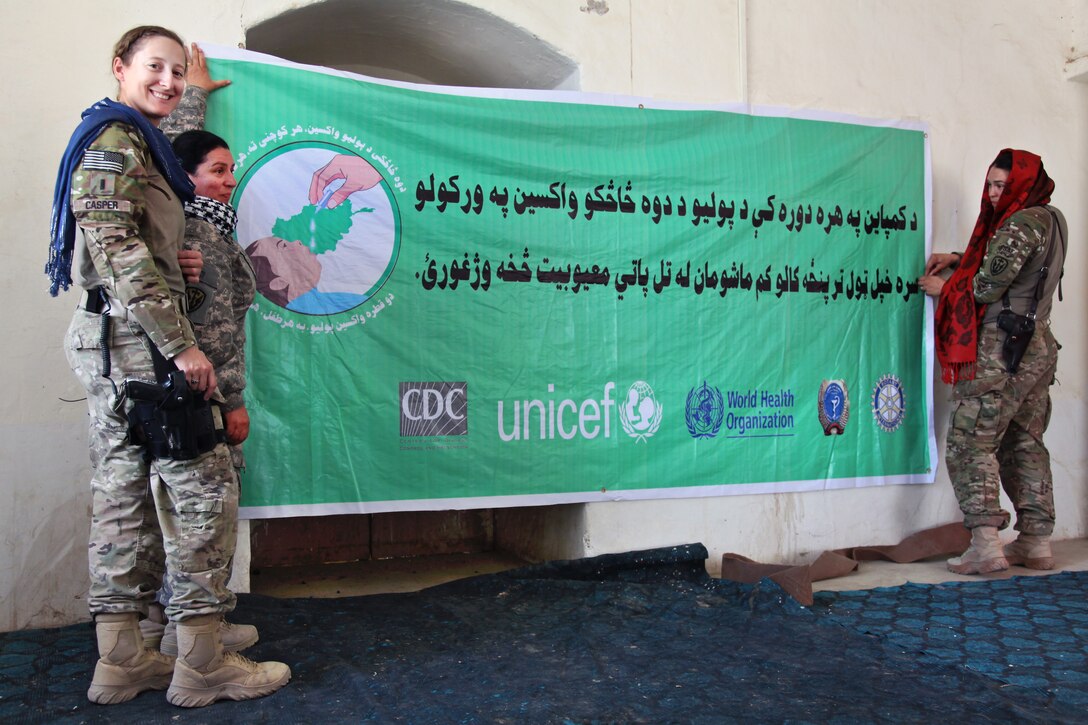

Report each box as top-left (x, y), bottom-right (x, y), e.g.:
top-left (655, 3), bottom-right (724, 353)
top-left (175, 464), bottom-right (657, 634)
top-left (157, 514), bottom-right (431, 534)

top-left (920, 149), bottom-right (1065, 575)
top-left (161, 60), bottom-right (252, 440)
top-left (173, 130), bottom-right (256, 456)
top-left (160, 66), bottom-right (218, 138)
top-left (53, 26), bottom-right (288, 707)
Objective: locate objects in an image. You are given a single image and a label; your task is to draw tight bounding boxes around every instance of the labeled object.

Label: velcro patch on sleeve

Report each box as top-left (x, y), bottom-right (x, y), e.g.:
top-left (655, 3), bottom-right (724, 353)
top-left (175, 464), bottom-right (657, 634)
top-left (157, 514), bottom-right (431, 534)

top-left (76, 197), bottom-right (133, 213)
top-left (82, 150), bottom-right (125, 174)
top-left (93, 175), bottom-right (115, 196)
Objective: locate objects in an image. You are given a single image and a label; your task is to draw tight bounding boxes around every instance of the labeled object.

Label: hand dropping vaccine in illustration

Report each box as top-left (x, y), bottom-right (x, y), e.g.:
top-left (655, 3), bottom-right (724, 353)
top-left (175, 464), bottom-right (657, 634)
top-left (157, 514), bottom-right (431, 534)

top-left (316, 181), bottom-right (339, 212)
top-left (236, 146), bottom-right (400, 315)
top-left (309, 154), bottom-right (384, 209)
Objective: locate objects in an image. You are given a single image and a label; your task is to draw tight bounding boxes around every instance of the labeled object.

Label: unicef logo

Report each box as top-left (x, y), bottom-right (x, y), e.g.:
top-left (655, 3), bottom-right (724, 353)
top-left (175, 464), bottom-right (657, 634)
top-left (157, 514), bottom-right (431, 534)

top-left (685, 381), bottom-right (724, 439)
top-left (871, 374), bottom-right (905, 433)
top-left (620, 380), bottom-right (662, 443)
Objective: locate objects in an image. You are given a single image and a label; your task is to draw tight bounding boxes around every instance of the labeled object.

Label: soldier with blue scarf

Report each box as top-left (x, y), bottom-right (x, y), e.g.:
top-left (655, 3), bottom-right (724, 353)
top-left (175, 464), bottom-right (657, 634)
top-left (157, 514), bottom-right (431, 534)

top-left (48, 25), bottom-right (289, 708)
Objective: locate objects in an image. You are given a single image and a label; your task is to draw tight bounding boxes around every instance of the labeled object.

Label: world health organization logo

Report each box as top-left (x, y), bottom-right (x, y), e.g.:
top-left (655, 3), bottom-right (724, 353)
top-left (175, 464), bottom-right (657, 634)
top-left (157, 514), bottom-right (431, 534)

top-left (620, 380), bottom-right (662, 443)
top-left (685, 381), bottom-right (724, 439)
top-left (817, 379), bottom-right (850, 436)
top-left (871, 374), bottom-right (905, 433)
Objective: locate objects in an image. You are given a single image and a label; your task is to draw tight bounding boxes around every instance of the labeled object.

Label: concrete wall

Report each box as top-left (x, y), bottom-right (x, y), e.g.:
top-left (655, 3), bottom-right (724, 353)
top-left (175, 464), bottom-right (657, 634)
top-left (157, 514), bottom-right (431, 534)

top-left (580, 0), bottom-right (1088, 569)
top-left (1, 0), bottom-right (1084, 631)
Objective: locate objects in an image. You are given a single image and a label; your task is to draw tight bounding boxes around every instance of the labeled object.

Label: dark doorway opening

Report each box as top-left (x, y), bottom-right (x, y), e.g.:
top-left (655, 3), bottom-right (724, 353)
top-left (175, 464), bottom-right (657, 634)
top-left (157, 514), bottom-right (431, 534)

top-left (243, 0), bottom-right (582, 594)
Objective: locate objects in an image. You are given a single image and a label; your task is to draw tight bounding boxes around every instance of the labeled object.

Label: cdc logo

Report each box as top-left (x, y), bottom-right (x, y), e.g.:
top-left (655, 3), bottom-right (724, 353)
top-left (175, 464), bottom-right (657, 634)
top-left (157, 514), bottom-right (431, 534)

top-left (400, 382), bottom-right (468, 436)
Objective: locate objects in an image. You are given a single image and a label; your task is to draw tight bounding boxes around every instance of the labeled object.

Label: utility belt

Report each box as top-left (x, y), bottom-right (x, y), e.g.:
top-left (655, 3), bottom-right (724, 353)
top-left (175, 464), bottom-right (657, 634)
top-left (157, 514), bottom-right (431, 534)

top-left (84, 286), bottom-right (225, 461)
top-left (80, 287), bottom-right (127, 318)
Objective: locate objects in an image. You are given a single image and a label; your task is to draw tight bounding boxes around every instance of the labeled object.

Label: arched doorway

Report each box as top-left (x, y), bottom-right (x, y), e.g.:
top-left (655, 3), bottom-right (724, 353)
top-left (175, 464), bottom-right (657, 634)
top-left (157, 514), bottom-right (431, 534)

top-left (241, 0), bottom-right (583, 586)
top-left (247, 0), bottom-right (579, 89)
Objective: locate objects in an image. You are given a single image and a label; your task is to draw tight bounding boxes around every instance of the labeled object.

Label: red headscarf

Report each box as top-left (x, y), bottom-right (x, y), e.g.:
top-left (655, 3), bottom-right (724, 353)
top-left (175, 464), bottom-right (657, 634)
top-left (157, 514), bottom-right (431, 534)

top-left (935, 149), bottom-right (1054, 383)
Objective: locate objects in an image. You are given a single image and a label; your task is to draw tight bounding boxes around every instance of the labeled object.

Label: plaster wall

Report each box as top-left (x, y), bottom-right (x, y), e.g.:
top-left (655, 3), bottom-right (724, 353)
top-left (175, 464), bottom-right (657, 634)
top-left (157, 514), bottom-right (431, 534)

top-left (1, 0), bottom-right (1084, 630)
top-left (583, 0), bottom-right (1088, 570)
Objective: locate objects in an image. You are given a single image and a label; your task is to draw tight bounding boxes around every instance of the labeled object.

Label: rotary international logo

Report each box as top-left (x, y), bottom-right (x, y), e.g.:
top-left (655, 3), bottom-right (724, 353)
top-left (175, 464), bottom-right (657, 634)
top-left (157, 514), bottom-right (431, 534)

top-left (871, 374), bottom-right (905, 433)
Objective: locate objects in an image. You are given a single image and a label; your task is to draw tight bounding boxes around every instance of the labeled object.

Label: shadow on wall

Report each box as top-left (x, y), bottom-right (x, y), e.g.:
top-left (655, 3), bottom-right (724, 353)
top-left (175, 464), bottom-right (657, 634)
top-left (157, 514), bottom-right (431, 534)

top-left (247, 0), bottom-right (580, 89)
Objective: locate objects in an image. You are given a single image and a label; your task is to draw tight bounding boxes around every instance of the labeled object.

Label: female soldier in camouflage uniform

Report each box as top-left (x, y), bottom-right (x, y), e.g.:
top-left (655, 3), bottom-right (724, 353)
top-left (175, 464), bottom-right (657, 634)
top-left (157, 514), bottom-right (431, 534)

top-left (920, 150), bottom-right (1066, 575)
top-left (172, 129), bottom-right (255, 456)
top-left (47, 26), bottom-right (289, 707)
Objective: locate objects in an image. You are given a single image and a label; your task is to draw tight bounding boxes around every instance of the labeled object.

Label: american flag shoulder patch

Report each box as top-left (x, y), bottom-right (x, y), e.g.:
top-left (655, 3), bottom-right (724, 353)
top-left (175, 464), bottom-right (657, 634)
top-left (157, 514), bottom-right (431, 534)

top-left (82, 150), bottom-right (125, 174)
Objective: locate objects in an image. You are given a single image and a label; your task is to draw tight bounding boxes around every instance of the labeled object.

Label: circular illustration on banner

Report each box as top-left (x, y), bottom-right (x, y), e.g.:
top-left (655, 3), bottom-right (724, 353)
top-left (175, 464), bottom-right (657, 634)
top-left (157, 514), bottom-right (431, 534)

top-left (871, 374), bottom-right (905, 433)
top-left (235, 142), bottom-right (400, 315)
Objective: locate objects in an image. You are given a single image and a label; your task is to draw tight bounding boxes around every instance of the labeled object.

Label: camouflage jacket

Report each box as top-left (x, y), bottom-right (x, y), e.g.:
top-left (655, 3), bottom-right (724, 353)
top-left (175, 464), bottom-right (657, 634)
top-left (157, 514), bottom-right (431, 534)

top-left (183, 207), bottom-right (256, 412)
top-left (160, 86), bottom-right (208, 140)
top-left (163, 86), bottom-right (256, 411)
top-left (71, 123), bottom-right (195, 358)
top-left (975, 206), bottom-right (1066, 325)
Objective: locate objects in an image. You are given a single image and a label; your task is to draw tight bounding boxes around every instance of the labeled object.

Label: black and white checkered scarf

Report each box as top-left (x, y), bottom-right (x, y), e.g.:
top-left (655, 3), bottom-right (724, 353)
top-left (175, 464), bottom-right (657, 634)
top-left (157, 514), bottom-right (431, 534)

top-left (183, 196), bottom-right (238, 239)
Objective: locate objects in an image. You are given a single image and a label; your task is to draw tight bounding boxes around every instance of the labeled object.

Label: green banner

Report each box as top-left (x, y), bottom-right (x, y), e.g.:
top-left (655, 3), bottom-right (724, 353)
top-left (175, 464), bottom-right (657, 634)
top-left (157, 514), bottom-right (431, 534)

top-left (203, 47), bottom-right (935, 517)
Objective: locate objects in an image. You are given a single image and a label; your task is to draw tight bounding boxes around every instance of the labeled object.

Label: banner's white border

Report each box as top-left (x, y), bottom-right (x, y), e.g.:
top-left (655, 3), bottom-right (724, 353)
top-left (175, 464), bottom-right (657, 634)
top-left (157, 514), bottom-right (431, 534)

top-left (203, 44), bottom-right (929, 131)
top-left (242, 472), bottom-right (932, 519)
top-left (204, 45), bottom-right (938, 519)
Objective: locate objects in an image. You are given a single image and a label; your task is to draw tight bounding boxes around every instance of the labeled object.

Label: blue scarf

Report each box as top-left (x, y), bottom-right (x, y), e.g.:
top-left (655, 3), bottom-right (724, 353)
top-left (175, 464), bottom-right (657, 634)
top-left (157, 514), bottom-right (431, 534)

top-left (46, 98), bottom-right (195, 296)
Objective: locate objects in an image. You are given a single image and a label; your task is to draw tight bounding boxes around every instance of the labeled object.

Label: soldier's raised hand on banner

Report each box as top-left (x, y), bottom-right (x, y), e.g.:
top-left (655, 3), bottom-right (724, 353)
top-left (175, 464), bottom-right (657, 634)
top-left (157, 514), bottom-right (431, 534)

top-left (924, 252), bottom-right (960, 276)
top-left (917, 274), bottom-right (946, 297)
top-left (186, 43), bottom-right (231, 93)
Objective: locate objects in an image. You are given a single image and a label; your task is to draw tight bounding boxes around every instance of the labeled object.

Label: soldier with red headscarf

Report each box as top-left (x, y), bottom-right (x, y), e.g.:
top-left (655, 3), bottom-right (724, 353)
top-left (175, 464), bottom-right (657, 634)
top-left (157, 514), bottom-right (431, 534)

top-left (919, 149), bottom-right (1067, 575)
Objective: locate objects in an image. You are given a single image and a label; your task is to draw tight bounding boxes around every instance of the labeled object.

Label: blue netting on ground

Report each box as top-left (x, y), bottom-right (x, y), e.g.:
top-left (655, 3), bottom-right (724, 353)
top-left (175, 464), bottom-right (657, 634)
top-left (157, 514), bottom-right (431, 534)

top-left (1, 544), bottom-right (1084, 723)
top-left (812, 573), bottom-right (1088, 712)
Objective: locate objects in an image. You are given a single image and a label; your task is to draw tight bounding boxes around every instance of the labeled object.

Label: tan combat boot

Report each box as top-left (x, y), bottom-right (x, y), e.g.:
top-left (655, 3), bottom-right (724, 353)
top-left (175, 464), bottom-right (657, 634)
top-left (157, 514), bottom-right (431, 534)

top-left (947, 526), bottom-right (1009, 575)
top-left (138, 602), bottom-right (167, 650)
top-left (160, 618), bottom-right (259, 656)
top-left (1004, 533), bottom-right (1055, 570)
top-left (87, 612), bottom-right (176, 704)
top-left (166, 614), bottom-right (290, 708)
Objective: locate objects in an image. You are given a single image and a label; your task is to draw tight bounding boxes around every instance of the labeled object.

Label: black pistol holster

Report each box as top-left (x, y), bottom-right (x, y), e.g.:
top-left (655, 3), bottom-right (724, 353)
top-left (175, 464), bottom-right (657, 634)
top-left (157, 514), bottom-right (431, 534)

top-left (996, 304), bottom-right (1035, 374)
top-left (89, 286), bottom-right (225, 460)
top-left (995, 208), bottom-right (1065, 375)
top-left (124, 370), bottom-right (225, 461)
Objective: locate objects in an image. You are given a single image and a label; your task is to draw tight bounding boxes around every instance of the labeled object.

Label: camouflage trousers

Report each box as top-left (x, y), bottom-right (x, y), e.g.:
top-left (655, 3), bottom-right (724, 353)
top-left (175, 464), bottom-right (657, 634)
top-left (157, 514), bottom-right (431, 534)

top-left (152, 455), bottom-right (243, 608)
top-left (947, 322), bottom-right (1058, 534)
top-left (65, 308), bottom-right (238, 622)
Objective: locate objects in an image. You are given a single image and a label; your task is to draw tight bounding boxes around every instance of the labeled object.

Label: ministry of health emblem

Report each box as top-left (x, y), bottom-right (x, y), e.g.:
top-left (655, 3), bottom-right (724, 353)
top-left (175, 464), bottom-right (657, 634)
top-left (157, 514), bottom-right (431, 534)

top-left (817, 379), bottom-right (850, 436)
